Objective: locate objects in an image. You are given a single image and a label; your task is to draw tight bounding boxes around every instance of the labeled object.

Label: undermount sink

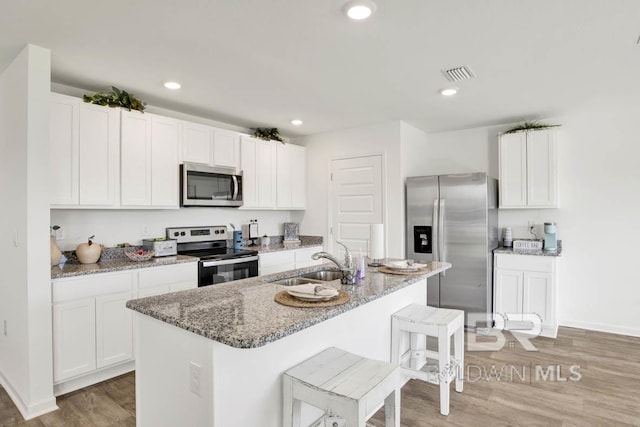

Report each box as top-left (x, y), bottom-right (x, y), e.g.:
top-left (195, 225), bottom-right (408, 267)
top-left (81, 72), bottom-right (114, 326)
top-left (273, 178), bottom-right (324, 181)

top-left (271, 277), bottom-right (324, 286)
top-left (299, 270), bottom-right (343, 282)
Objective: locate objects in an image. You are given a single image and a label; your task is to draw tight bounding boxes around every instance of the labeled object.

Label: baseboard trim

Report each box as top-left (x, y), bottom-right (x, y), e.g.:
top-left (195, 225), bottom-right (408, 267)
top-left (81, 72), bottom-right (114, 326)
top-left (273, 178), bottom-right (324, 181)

top-left (54, 361), bottom-right (135, 397)
top-left (0, 371), bottom-right (58, 420)
top-left (559, 320), bottom-right (640, 337)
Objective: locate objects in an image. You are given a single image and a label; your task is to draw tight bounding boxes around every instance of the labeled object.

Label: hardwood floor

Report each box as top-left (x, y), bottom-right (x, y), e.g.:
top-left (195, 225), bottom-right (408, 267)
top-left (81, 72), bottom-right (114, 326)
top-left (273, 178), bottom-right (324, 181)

top-left (1, 327), bottom-right (639, 426)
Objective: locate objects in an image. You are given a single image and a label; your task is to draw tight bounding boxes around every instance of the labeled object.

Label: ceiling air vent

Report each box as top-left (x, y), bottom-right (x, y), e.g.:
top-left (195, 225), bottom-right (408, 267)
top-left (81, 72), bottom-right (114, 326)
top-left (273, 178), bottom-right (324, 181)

top-left (441, 66), bottom-right (475, 82)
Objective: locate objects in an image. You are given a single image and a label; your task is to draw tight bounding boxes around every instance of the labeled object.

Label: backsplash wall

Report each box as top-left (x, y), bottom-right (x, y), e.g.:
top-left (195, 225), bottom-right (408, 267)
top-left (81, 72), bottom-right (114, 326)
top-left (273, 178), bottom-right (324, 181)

top-left (51, 208), bottom-right (292, 251)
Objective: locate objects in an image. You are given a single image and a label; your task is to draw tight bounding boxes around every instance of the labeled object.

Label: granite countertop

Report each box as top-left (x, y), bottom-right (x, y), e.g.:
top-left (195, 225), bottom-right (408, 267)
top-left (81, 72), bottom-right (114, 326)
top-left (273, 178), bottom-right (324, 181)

top-left (245, 235), bottom-right (323, 254)
top-left (494, 240), bottom-right (562, 257)
top-left (126, 261), bottom-right (451, 349)
top-left (52, 255), bottom-right (198, 280)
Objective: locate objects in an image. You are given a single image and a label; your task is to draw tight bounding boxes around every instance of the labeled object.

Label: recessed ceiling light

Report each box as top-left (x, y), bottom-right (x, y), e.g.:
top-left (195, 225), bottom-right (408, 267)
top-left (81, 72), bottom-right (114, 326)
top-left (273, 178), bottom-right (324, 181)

top-left (164, 81), bottom-right (181, 90)
top-left (291, 119), bottom-right (303, 126)
top-left (342, 0), bottom-right (377, 20)
top-left (440, 87), bottom-right (459, 96)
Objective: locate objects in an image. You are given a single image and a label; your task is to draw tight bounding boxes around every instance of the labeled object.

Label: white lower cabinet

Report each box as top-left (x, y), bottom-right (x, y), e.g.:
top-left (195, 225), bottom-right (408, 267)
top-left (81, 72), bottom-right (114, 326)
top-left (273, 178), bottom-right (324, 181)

top-left (52, 262), bottom-right (197, 393)
top-left (52, 298), bottom-right (97, 382)
top-left (95, 291), bottom-right (134, 368)
top-left (259, 246), bottom-right (323, 275)
top-left (494, 253), bottom-right (557, 338)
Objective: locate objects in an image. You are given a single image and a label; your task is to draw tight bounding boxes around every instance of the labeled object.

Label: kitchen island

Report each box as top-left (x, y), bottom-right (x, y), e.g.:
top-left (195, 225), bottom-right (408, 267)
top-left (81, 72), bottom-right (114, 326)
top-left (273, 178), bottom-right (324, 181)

top-left (126, 261), bottom-right (451, 427)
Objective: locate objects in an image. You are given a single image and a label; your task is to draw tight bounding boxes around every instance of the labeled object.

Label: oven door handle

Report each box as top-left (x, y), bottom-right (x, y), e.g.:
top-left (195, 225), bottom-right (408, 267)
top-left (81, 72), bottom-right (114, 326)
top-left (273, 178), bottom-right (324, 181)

top-left (201, 256), bottom-right (258, 268)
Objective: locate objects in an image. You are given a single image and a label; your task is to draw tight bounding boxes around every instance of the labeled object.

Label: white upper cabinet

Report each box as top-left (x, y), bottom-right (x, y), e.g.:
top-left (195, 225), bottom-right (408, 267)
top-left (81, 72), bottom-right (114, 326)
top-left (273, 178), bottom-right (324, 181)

top-left (240, 136), bottom-right (276, 209)
top-left (181, 122), bottom-right (212, 165)
top-left (499, 129), bottom-right (558, 208)
top-left (213, 128), bottom-right (240, 169)
top-left (50, 93), bottom-right (119, 207)
top-left (181, 121), bottom-right (240, 169)
top-left (276, 144), bottom-right (306, 209)
top-left (120, 111), bottom-right (179, 208)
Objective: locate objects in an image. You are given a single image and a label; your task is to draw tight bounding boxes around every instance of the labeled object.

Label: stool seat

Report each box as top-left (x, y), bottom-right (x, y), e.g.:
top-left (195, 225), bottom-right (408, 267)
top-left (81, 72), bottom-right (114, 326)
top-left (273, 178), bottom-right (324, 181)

top-left (391, 304), bottom-right (464, 416)
top-left (283, 347), bottom-right (400, 427)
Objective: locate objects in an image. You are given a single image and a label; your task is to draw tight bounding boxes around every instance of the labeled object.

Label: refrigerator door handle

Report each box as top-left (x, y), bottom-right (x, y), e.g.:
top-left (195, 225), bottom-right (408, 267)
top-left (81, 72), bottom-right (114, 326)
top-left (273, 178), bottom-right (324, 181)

top-left (439, 199), bottom-right (446, 275)
top-left (432, 199), bottom-right (439, 261)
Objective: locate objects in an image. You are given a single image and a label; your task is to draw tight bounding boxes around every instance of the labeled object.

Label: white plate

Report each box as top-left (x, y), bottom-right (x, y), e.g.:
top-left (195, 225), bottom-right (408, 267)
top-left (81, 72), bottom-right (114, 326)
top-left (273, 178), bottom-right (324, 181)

top-left (384, 261), bottom-right (427, 271)
top-left (287, 290), bottom-right (339, 302)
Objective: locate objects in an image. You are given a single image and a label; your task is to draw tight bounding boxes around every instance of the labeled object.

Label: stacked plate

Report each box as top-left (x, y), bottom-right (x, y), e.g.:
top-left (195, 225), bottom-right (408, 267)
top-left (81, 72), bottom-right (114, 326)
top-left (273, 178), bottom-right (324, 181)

top-left (384, 260), bottom-right (427, 272)
top-left (286, 284), bottom-right (339, 302)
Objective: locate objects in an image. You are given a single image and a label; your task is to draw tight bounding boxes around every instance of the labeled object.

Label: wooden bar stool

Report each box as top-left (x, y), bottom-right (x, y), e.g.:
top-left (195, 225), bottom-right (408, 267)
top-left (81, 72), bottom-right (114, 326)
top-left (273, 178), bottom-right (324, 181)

top-left (391, 304), bottom-right (464, 416)
top-left (283, 347), bottom-right (400, 427)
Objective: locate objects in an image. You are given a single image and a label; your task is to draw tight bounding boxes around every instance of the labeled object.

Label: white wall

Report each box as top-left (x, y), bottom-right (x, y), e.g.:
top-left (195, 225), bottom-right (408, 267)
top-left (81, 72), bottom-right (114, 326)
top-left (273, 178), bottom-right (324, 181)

top-left (426, 110), bottom-right (640, 337)
top-left (294, 121), bottom-right (404, 258)
top-left (51, 208), bottom-right (292, 251)
top-left (0, 45), bottom-right (57, 419)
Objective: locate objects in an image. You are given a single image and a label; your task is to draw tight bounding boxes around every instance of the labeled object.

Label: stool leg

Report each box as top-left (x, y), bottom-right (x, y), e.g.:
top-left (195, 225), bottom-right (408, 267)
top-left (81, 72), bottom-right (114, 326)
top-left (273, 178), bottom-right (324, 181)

top-left (454, 325), bottom-right (464, 393)
top-left (282, 375), bottom-right (301, 427)
top-left (384, 387), bottom-right (400, 427)
top-left (391, 316), bottom-right (399, 365)
top-left (438, 327), bottom-right (450, 416)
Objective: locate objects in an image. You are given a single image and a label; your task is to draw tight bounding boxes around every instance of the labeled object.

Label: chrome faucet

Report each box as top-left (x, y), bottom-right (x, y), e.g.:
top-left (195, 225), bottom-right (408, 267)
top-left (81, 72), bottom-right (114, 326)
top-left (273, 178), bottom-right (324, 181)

top-left (311, 242), bottom-right (356, 285)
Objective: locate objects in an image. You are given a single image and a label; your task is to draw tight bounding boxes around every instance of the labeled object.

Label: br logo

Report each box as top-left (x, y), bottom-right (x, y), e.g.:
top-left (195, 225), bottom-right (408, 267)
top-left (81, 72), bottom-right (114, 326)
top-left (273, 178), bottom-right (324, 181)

top-left (467, 312), bottom-right (543, 352)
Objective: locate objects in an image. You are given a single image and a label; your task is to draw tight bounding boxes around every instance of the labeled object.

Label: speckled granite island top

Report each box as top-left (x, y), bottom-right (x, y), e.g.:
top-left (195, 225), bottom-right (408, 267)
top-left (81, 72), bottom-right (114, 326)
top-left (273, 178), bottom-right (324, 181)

top-left (51, 255), bottom-right (198, 279)
top-left (126, 261), bottom-right (451, 349)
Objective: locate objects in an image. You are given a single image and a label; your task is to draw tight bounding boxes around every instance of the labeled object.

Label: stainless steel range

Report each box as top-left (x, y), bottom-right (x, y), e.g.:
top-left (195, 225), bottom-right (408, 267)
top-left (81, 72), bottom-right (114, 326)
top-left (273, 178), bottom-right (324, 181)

top-left (167, 226), bottom-right (259, 287)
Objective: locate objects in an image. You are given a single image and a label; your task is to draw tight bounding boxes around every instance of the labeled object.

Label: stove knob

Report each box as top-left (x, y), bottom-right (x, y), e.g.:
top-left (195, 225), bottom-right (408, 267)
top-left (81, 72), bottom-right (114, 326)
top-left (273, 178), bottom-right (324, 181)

top-left (173, 232), bottom-right (179, 237)
top-left (180, 232), bottom-right (186, 236)
top-left (214, 230), bottom-right (220, 234)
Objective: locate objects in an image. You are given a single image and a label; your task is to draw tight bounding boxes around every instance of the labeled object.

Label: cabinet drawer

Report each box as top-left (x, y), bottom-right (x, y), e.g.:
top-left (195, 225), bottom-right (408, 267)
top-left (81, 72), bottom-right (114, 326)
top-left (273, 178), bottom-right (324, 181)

top-left (138, 262), bottom-right (197, 289)
top-left (53, 272), bottom-right (133, 303)
top-left (495, 254), bottom-right (555, 273)
top-left (260, 251), bottom-right (295, 275)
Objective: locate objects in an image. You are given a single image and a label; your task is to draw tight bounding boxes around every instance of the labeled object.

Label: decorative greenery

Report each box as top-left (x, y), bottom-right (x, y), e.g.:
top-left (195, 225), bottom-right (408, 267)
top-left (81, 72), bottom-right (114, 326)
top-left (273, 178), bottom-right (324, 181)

top-left (504, 120), bottom-right (560, 134)
top-left (252, 127), bottom-right (284, 143)
top-left (83, 86), bottom-right (146, 112)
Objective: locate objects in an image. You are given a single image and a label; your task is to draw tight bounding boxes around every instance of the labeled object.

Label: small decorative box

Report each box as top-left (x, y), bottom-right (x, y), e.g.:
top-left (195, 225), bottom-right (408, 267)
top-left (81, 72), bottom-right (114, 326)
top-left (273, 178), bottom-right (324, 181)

top-left (513, 240), bottom-right (543, 250)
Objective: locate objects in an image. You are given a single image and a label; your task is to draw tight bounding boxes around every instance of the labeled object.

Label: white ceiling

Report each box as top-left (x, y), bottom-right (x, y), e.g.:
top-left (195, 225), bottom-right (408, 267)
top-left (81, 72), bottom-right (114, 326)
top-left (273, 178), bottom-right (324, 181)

top-left (2, 0), bottom-right (639, 137)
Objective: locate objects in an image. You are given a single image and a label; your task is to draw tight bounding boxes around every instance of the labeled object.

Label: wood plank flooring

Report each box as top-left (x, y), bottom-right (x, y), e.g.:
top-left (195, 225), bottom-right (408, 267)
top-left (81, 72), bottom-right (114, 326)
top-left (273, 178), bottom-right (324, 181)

top-left (1, 327), bottom-right (639, 426)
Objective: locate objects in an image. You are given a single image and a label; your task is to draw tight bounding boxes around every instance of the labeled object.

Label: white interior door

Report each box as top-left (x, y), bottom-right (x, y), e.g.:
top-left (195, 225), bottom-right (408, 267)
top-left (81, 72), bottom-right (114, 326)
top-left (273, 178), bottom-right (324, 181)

top-left (329, 155), bottom-right (383, 258)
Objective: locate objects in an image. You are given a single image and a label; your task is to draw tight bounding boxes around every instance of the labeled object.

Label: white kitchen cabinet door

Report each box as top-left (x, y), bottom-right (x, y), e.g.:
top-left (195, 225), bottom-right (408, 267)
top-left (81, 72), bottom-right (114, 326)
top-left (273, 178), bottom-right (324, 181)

top-left (276, 144), bottom-right (307, 209)
top-left (523, 271), bottom-right (554, 327)
top-left (257, 140), bottom-right (277, 208)
top-left (182, 121), bottom-right (212, 165)
top-left (95, 291), bottom-right (134, 368)
top-left (494, 269), bottom-right (524, 321)
top-left (53, 298), bottom-right (96, 382)
top-left (499, 132), bottom-right (527, 208)
top-left (240, 136), bottom-right (258, 208)
top-left (50, 93), bottom-right (120, 207)
top-left (50, 93), bottom-right (79, 205)
top-left (78, 103), bottom-right (120, 206)
top-left (213, 128), bottom-right (240, 169)
top-left (120, 110), bottom-right (152, 206)
top-left (499, 129), bottom-right (558, 209)
top-left (290, 145), bottom-right (307, 209)
top-left (294, 246), bottom-right (323, 268)
top-left (276, 144), bottom-right (292, 208)
top-left (151, 115), bottom-right (180, 207)
top-left (526, 130), bottom-right (558, 207)
top-left (259, 251), bottom-right (296, 275)
top-left (240, 136), bottom-right (276, 209)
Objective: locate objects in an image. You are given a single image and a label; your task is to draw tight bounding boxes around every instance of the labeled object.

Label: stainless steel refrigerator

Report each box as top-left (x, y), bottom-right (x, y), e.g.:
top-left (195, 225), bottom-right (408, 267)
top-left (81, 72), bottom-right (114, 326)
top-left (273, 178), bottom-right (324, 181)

top-left (406, 173), bottom-right (498, 329)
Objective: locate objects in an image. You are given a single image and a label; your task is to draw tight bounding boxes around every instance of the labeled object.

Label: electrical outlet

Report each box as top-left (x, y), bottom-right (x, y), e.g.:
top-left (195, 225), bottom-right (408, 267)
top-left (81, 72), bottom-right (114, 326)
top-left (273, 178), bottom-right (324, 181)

top-left (142, 224), bottom-right (150, 236)
top-left (4, 320), bottom-right (7, 336)
top-left (190, 362), bottom-right (202, 396)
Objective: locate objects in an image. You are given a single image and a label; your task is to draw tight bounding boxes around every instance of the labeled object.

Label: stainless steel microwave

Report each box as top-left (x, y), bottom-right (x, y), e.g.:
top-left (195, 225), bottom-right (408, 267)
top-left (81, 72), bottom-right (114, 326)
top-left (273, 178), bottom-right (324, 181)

top-left (181, 162), bottom-right (243, 207)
